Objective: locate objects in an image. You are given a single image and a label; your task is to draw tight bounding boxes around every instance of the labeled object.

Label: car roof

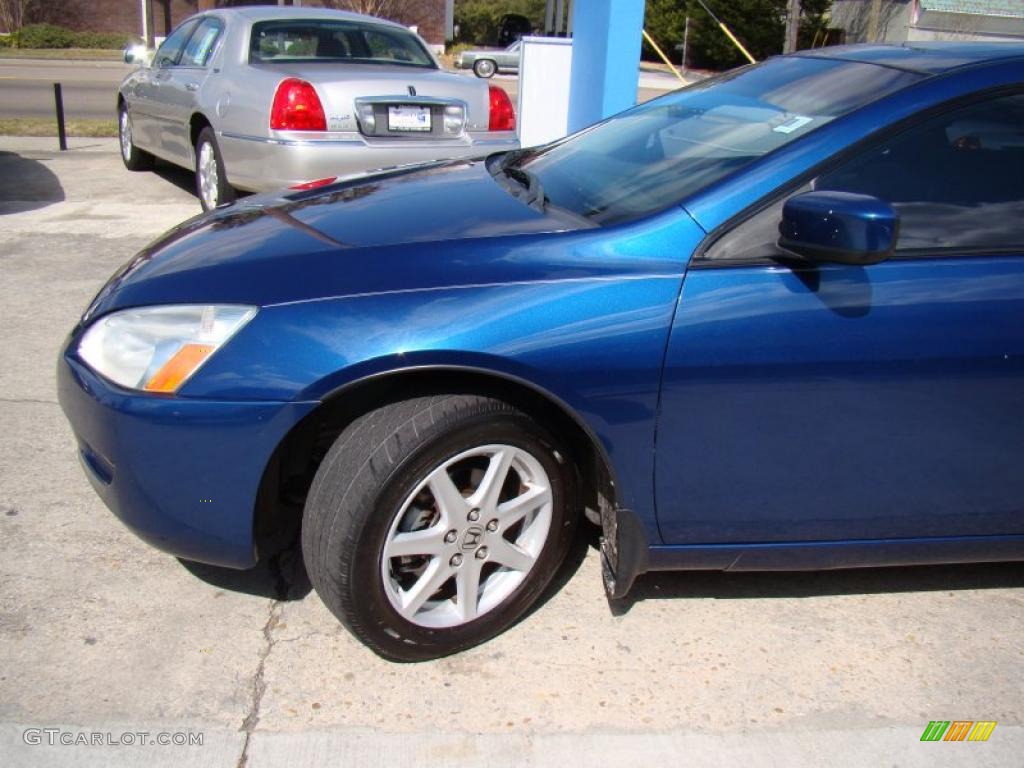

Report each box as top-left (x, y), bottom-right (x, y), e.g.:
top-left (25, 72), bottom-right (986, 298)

top-left (796, 41), bottom-right (1024, 75)
top-left (210, 5), bottom-right (409, 33)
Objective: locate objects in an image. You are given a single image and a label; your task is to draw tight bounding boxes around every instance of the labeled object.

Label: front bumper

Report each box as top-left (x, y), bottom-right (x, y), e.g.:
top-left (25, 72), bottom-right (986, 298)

top-left (57, 347), bottom-right (318, 569)
top-left (219, 130), bottom-right (519, 192)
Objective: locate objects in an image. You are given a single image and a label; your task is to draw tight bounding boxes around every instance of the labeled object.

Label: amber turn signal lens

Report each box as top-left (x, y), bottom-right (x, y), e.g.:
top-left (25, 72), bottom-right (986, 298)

top-left (143, 343), bottom-right (215, 393)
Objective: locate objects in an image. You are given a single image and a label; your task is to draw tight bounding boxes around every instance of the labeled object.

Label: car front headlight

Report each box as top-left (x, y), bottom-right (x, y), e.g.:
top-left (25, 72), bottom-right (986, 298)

top-left (78, 304), bottom-right (256, 393)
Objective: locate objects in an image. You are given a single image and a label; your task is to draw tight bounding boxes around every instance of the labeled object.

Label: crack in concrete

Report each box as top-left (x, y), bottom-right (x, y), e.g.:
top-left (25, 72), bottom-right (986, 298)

top-left (0, 397), bottom-right (58, 405)
top-left (236, 549), bottom-right (297, 768)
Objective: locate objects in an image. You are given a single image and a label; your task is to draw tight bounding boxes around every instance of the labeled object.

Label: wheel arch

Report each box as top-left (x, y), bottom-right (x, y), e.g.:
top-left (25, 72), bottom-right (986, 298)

top-left (253, 364), bottom-right (622, 561)
top-left (189, 111), bottom-right (213, 150)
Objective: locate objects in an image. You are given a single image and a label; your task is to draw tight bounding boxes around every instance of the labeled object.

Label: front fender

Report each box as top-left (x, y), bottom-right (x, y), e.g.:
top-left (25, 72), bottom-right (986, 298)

top-left (185, 273), bottom-right (686, 536)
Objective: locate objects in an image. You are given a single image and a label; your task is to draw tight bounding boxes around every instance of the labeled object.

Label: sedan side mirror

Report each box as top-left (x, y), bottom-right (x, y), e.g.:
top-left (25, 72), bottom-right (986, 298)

top-left (123, 43), bottom-right (152, 66)
top-left (778, 191), bottom-right (898, 266)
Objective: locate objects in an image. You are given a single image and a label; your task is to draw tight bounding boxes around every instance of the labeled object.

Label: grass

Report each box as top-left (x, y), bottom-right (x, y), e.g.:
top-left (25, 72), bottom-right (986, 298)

top-left (0, 48), bottom-right (122, 61)
top-left (0, 117), bottom-right (117, 137)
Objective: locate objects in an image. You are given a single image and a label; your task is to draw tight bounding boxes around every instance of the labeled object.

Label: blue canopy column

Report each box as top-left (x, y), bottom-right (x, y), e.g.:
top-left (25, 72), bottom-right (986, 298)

top-left (567, 0), bottom-right (646, 133)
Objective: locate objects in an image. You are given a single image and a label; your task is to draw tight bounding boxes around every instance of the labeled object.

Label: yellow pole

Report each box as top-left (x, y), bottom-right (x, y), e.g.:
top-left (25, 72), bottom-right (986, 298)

top-left (641, 29), bottom-right (689, 85)
top-left (693, 0), bottom-right (757, 64)
top-left (718, 22), bottom-right (756, 64)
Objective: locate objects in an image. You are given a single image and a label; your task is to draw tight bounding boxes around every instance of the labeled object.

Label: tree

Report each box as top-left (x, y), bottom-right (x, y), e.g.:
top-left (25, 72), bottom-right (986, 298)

top-left (0, 0), bottom-right (84, 40)
top-left (644, 0), bottom-right (833, 70)
top-left (320, 0), bottom-right (421, 20)
top-left (453, 0), bottom-right (547, 45)
top-left (0, 0), bottom-right (27, 34)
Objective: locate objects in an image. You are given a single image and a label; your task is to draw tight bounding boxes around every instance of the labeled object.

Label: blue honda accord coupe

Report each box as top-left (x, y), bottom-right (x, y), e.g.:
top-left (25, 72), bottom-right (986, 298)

top-left (59, 43), bottom-right (1024, 661)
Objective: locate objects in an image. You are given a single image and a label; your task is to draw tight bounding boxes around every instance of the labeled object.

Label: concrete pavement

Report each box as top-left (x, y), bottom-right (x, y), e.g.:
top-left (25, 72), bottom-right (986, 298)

top-left (0, 136), bottom-right (1022, 767)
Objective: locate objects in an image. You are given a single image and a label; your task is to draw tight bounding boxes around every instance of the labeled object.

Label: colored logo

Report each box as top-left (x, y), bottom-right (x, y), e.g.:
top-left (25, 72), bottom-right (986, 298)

top-left (920, 721), bottom-right (997, 742)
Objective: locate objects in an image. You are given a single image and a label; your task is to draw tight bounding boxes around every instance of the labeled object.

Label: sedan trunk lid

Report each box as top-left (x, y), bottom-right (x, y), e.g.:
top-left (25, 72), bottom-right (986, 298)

top-left (257, 63), bottom-right (490, 133)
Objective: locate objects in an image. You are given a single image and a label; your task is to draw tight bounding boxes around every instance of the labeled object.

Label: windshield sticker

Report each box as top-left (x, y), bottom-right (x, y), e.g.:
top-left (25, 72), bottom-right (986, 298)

top-left (773, 116), bottom-right (814, 134)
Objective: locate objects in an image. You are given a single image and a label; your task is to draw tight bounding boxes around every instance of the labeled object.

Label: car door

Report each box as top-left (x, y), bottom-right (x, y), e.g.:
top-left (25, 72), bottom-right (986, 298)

top-left (160, 17), bottom-right (225, 166)
top-left (146, 18), bottom-right (200, 165)
top-left (656, 90), bottom-right (1024, 546)
top-left (497, 42), bottom-right (520, 70)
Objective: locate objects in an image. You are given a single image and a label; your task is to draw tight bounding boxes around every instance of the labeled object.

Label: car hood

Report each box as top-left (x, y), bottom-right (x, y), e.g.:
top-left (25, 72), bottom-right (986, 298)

top-left (84, 159), bottom-right (597, 318)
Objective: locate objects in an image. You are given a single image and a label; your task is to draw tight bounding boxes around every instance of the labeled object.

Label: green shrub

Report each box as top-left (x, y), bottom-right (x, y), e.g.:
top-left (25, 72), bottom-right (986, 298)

top-left (0, 34), bottom-right (12, 48)
top-left (446, 42), bottom-right (473, 56)
top-left (8, 24), bottom-right (132, 50)
top-left (17, 23), bottom-right (76, 49)
top-left (73, 30), bottom-right (133, 49)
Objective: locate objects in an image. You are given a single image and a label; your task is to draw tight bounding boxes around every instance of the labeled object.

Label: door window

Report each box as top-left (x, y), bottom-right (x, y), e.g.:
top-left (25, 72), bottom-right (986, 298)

top-left (703, 92), bottom-right (1024, 262)
top-left (180, 18), bottom-right (223, 68)
top-left (154, 19), bottom-right (200, 68)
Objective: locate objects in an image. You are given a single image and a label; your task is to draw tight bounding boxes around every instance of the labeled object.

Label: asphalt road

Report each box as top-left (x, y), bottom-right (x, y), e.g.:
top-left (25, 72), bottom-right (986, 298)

top-left (0, 59), bottom-right (128, 120)
top-left (0, 58), bottom-right (678, 122)
top-left (0, 136), bottom-right (1022, 768)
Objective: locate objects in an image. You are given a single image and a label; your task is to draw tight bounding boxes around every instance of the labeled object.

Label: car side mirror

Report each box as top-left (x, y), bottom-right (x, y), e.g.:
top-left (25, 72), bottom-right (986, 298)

top-left (123, 43), bottom-right (152, 67)
top-left (778, 191), bottom-right (898, 266)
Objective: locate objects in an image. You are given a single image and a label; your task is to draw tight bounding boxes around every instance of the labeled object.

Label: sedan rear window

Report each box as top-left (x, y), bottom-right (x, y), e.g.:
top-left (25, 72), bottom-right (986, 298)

top-left (249, 19), bottom-right (435, 68)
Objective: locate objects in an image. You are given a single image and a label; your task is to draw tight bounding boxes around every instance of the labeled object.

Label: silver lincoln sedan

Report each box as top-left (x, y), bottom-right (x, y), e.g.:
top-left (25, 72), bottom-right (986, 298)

top-left (117, 6), bottom-right (519, 210)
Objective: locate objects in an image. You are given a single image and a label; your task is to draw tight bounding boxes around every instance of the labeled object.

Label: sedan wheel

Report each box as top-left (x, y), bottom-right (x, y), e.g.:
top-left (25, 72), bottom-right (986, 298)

top-left (194, 126), bottom-right (235, 211)
top-left (473, 59), bottom-right (497, 79)
top-left (302, 395), bottom-right (577, 661)
top-left (118, 105), bottom-right (153, 171)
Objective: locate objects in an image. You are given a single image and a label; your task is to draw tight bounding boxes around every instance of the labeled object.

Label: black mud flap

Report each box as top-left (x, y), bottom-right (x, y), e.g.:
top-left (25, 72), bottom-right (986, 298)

top-left (599, 505), bottom-right (648, 600)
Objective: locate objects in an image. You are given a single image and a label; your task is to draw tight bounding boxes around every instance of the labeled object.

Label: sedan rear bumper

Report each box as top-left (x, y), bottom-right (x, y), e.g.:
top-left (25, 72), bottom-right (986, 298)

top-left (219, 130), bottom-right (519, 192)
top-left (57, 346), bottom-right (318, 569)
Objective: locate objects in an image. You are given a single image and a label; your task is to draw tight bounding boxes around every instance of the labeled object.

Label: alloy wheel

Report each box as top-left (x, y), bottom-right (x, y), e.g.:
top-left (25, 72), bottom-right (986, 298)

top-left (119, 109), bottom-right (132, 162)
top-left (197, 140), bottom-right (219, 209)
top-left (380, 443), bottom-right (553, 628)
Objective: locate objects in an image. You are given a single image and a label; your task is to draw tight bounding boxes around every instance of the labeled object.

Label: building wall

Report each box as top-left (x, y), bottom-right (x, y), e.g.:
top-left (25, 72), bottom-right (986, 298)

top-left (20, 0), bottom-right (449, 46)
top-left (831, 0), bottom-right (1024, 43)
top-left (909, 9), bottom-right (1024, 39)
top-left (830, 0), bottom-right (914, 43)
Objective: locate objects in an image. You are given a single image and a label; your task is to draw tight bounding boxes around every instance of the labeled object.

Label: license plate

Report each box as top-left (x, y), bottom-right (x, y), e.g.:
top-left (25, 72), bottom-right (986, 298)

top-left (387, 105), bottom-right (431, 132)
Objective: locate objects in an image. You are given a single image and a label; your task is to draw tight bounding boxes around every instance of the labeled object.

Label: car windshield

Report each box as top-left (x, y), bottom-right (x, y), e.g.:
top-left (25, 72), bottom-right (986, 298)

top-left (249, 19), bottom-right (435, 68)
top-left (510, 56), bottom-right (924, 225)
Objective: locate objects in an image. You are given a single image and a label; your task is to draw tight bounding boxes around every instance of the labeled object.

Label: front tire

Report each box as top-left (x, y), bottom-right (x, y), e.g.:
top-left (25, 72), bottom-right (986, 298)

top-left (302, 395), bottom-right (577, 661)
top-left (473, 59), bottom-right (497, 79)
top-left (118, 104), bottom-right (153, 171)
top-left (194, 126), bottom-right (235, 211)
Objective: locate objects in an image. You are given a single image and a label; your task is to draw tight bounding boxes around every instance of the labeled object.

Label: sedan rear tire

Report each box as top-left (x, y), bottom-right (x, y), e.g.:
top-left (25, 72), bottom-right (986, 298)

top-left (118, 104), bottom-right (154, 172)
top-left (195, 126), bottom-right (235, 211)
top-left (473, 59), bottom-right (497, 79)
top-left (302, 395), bottom-right (578, 661)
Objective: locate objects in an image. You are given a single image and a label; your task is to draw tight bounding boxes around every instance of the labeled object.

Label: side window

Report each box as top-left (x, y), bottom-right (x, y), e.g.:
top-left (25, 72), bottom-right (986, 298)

top-left (155, 19), bottom-right (200, 68)
top-left (704, 92), bottom-right (1024, 262)
top-left (816, 93), bottom-right (1024, 252)
top-left (180, 18), bottom-right (223, 67)
top-left (702, 187), bottom-right (805, 263)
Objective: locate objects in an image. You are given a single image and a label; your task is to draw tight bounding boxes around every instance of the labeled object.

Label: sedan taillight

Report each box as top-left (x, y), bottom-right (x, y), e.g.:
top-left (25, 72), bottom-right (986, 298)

top-left (289, 176), bottom-right (337, 190)
top-left (488, 85), bottom-right (515, 132)
top-left (270, 78), bottom-right (327, 131)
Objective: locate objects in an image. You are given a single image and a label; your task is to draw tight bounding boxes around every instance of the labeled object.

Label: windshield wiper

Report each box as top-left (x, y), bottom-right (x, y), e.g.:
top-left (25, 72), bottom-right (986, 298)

top-left (490, 157), bottom-right (547, 212)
